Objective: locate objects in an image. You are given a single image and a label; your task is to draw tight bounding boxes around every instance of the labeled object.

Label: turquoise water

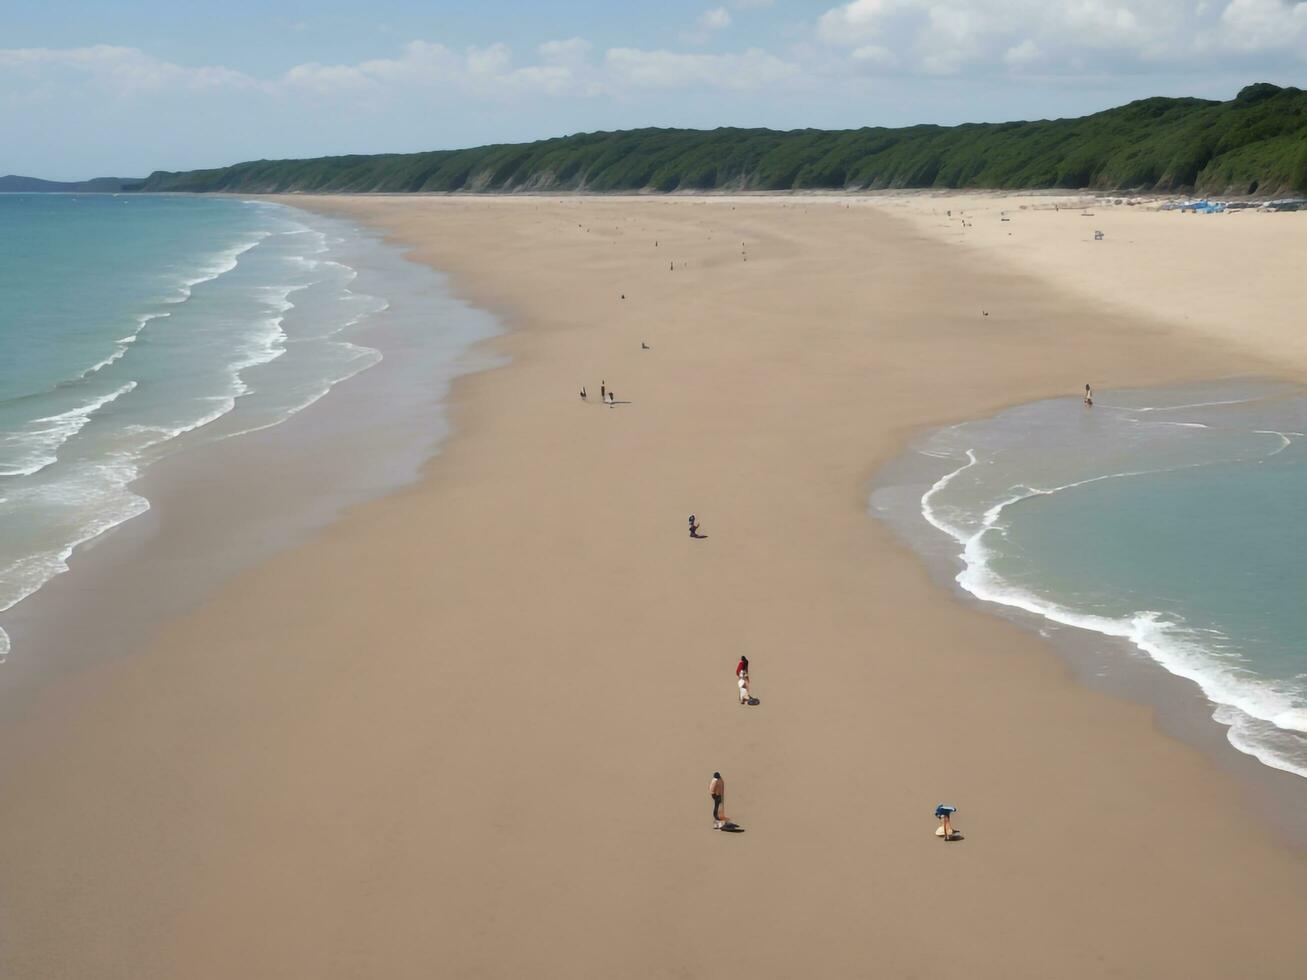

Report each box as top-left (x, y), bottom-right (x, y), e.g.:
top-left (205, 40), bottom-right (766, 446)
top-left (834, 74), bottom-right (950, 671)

top-left (0, 194), bottom-right (451, 662)
top-left (902, 380), bottom-right (1307, 776)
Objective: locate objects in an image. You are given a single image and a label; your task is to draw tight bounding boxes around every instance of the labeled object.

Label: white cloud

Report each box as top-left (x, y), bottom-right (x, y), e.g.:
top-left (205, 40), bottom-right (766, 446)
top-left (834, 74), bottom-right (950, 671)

top-left (683, 6), bottom-right (735, 44)
top-left (0, 37), bottom-right (808, 110)
top-left (1219, 0), bottom-right (1307, 51)
top-left (605, 47), bottom-right (799, 89)
top-left (465, 42), bottom-right (513, 76)
top-left (538, 38), bottom-right (593, 64)
top-left (814, 0), bottom-right (1307, 75)
top-left (1002, 38), bottom-right (1043, 68)
top-left (282, 62), bottom-right (379, 96)
top-left (13, 2), bottom-right (1303, 136)
top-left (817, 0), bottom-right (917, 45)
top-left (0, 45), bottom-right (255, 96)
top-left (704, 7), bottom-right (734, 29)
top-left (921, 6), bottom-right (985, 73)
top-left (852, 44), bottom-right (897, 68)
top-left (281, 41), bottom-right (579, 99)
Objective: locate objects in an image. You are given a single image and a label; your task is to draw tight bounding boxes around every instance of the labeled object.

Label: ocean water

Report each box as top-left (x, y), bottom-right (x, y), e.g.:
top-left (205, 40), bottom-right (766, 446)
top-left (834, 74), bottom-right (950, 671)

top-left (0, 194), bottom-right (491, 664)
top-left (875, 379), bottom-right (1307, 778)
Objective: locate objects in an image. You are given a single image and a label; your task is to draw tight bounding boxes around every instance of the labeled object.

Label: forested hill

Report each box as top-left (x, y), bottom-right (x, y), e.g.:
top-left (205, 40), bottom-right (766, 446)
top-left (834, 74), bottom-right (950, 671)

top-left (0, 175), bottom-right (142, 192)
top-left (141, 83), bottom-right (1307, 196)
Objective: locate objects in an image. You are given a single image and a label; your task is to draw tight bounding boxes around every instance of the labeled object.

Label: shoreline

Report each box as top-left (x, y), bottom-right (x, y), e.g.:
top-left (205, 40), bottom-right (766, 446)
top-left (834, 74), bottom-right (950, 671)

top-left (0, 204), bottom-right (499, 704)
top-left (870, 388), bottom-right (1307, 846)
top-left (2, 193), bottom-right (1305, 977)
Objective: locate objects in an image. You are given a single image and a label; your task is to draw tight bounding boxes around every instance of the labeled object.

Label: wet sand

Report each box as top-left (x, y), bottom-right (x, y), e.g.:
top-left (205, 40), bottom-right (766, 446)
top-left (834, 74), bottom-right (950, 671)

top-left (1, 194), bottom-right (1305, 979)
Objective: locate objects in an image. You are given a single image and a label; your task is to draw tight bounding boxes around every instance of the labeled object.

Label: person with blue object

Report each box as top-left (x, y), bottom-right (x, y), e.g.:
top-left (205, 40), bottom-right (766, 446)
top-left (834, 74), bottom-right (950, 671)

top-left (935, 804), bottom-right (958, 840)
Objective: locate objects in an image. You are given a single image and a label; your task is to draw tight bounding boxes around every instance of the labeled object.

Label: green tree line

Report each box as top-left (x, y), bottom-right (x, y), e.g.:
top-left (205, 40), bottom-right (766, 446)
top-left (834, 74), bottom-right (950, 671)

top-left (137, 83), bottom-right (1307, 196)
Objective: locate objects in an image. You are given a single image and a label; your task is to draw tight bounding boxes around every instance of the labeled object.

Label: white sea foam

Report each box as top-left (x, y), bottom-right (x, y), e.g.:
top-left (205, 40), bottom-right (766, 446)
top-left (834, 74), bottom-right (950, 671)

top-left (0, 381), bottom-right (137, 477)
top-left (174, 234), bottom-right (269, 296)
top-left (1134, 397), bottom-right (1263, 413)
top-left (81, 345), bottom-right (131, 378)
top-left (77, 312), bottom-right (166, 380)
top-left (123, 397), bottom-right (238, 449)
top-left (1253, 430), bottom-right (1297, 456)
top-left (920, 439), bottom-right (1307, 779)
top-left (65, 231), bottom-right (271, 396)
top-left (0, 453), bottom-right (151, 663)
top-left (215, 341), bottom-right (384, 442)
top-left (211, 267), bottom-right (387, 441)
top-left (0, 204), bottom-right (408, 666)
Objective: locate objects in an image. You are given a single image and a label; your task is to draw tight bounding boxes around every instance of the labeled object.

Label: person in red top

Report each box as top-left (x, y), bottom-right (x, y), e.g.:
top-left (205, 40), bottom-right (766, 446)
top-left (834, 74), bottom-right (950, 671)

top-left (735, 656), bottom-right (749, 678)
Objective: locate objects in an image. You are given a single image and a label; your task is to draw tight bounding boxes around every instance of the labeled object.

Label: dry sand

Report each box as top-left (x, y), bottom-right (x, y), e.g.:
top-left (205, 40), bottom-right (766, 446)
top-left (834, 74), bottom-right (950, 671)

top-left (2, 194), bottom-right (1306, 979)
top-left (879, 191), bottom-right (1307, 363)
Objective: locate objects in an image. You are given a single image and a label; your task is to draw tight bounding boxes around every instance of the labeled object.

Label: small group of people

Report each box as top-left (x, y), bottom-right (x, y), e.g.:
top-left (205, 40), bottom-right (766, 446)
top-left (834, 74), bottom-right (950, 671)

top-left (579, 378), bottom-right (616, 404)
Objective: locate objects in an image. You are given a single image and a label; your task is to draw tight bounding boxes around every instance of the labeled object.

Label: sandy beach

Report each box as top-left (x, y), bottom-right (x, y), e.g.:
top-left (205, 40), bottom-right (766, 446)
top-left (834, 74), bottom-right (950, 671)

top-left (2, 193), bottom-right (1306, 979)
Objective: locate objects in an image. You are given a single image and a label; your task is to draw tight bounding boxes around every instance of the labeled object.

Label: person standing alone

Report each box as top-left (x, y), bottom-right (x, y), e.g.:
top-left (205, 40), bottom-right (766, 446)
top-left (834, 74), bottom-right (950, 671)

top-left (736, 655), bottom-right (751, 704)
top-left (709, 772), bottom-right (725, 829)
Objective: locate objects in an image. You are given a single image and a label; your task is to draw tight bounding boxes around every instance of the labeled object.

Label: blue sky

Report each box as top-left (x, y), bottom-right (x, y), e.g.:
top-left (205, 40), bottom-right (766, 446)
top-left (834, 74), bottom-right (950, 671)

top-left (4, 0), bottom-right (1305, 179)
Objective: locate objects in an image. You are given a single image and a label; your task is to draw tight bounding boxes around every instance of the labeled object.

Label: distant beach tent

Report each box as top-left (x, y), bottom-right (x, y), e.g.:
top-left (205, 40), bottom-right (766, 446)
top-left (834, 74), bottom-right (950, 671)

top-left (1165, 199), bottom-right (1227, 213)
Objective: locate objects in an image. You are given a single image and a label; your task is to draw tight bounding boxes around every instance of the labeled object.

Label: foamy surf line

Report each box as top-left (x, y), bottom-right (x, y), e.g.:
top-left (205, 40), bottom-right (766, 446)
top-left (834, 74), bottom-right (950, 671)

top-left (0, 381), bottom-right (138, 478)
top-left (921, 453), bottom-right (1307, 779)
top-left (0, 202), bottom-right (400, 666)
top-left (878, 380), bottom-right (1307, 781)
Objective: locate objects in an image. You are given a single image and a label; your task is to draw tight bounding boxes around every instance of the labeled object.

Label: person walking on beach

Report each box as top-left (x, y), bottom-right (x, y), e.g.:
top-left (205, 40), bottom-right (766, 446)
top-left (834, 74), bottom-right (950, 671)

top-left (579, 386), bottom-right (586, 400)
top-left (600, 380), bottom-right (606, 401)
top-left (689, 514), bottom-right (699, 538)
top-left (736, 655), bottom-right (749, 679)
top-left (1084, 383), bottom-right (1094, 407)
top-left (709, 772), bottom-right (726, 829)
